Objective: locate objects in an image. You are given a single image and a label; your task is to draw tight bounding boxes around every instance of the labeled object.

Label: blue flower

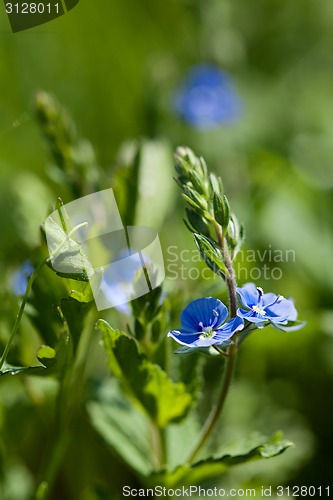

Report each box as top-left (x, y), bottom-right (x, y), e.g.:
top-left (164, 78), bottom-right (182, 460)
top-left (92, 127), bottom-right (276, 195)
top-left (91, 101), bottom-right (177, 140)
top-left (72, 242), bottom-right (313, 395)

top-left (11, 261), bottom-right (34, 296)
top-left (168, 297), bottom-right (244, 348)
top-left (173, 64), bottom-right (242, 129)
top-left (236, 283), bottom-right (305, 331)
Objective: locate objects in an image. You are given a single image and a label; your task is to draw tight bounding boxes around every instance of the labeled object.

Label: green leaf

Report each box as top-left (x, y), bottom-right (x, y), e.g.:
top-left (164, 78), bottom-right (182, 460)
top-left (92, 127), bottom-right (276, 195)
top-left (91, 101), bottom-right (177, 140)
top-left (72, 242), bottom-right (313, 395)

top-left (96, 319), bottom-right (193, 428)
top-left (209, 172), bottom-right (223, 194)
top-left (69, 280), bottom-right (94, 303)
top-left (131, 285), bottom-right (163, 324)
top-left (185, 208), bottom-right (210, 237)
top-left (134, 318), bottom-right (145, 340)
top-left (60, 297), bottom-right (92, 352)
top-left (154, 432), bottom-right (293, 487)
top-left (56, 197), bottom-right (74, 235)
top-left (175, 345), bottom-right (230, 357)
top-left (183, 186), bottom-right (208, 211)
top-left (27, 257), bottom-right (67, 347)
top-left (0, 329), bottom-right (72, 378)
top-left (36, 345), bottom-right (56, 368)
top-left (175, 346), bottom-right (198, 355)
top-left (187, 169), bottom-right (206, 195)
top-left (113, 142), bottom-right (141, 227)
top-left (182, 194), bottom-right (202, 212)
top-left (87, 379), bottom-right (155, 476)
top-left (193, 233), bottom-right (229, 278)
top-left (45, 217), bottom-right (94, 282)
top-left (117, 139), bottom-right (175, 228)
top-left (135, 140), bottom-right (175, 228)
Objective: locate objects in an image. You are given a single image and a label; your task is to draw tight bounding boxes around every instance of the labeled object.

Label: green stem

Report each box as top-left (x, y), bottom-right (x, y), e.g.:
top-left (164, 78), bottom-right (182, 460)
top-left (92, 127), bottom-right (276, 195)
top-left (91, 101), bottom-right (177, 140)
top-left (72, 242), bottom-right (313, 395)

top-left (35, 427), bottom-right (70, 500)
top-left (186, 220), bottom-right (239, 463)
top-left (222, 240), bottom-right (237, 318)
top-left (212, 344), bottom-right (228, 357)
top-left (186, 341), bottom-right (237, 463)
top-left (158, 425), bottom-right (167, 467)
top-left (150, 420), bottom-right (167, 470)
top-left (0, 259), bottom-right (46, 370)
top-left (212, 219), bottom-right (237, 318)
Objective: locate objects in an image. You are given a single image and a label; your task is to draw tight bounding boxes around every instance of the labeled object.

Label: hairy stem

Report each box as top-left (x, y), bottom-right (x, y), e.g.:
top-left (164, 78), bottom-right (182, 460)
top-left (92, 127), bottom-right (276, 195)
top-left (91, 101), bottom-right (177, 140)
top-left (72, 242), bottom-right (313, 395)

top-left (223, 242), bottom-right (238, 318)
top-left (212, 219), bottom-right (237, 318)
top-left (186, 220), bottom-right (239, 463)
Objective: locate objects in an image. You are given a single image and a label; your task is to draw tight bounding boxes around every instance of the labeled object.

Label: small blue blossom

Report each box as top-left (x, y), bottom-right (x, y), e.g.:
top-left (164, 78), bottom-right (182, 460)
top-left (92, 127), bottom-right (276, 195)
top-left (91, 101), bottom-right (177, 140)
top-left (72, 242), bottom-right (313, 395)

top-left (168, 297), bottom-right (244, 348)
top-left (173, 64), bottom-right (242, 129)
top-left (236, 282), bottom-right (305, 331)
top-left (11, 261), bottom-right (34, 296)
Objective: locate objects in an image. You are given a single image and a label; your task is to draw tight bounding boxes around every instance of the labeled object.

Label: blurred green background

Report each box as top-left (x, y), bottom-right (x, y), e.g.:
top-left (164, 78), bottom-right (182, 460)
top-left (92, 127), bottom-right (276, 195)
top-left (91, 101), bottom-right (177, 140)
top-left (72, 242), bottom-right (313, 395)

top-left (0, 0), bottom-right (333, 498)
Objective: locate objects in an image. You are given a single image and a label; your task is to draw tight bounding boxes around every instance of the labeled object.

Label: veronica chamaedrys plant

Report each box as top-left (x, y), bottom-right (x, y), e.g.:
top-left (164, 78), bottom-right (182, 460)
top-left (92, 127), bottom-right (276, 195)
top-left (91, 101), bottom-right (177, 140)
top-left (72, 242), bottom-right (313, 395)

top-left (168, 146), bottom-right (305, 463)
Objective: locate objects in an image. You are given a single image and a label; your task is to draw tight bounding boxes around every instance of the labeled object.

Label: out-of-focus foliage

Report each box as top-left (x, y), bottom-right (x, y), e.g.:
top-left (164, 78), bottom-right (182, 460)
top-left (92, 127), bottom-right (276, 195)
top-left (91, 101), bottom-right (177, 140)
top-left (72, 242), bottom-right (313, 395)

top-left (0, 0), bottom-right (332, 498)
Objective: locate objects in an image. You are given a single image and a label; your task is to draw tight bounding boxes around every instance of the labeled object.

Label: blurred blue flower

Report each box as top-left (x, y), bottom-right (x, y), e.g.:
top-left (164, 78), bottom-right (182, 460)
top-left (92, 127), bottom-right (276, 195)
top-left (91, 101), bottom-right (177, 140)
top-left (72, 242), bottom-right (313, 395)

top-left (11, 261), bottom-right (34, 296)
top-left (98, 250), bottom-right (141, 315)
top-left (236, 283), bottom-right (305, 331)
top-left (99, 249), bottom-right (162, 315)
top-left (174, 64), bottom-right (242, 129)
top-left (168, 297), bottom-right (244, 348)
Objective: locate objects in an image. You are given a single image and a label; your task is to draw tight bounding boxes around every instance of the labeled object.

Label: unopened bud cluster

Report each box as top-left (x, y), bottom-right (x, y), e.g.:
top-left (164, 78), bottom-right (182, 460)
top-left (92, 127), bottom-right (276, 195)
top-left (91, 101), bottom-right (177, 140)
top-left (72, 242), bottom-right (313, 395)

top-left (174, 147), bottom-right (244, 279)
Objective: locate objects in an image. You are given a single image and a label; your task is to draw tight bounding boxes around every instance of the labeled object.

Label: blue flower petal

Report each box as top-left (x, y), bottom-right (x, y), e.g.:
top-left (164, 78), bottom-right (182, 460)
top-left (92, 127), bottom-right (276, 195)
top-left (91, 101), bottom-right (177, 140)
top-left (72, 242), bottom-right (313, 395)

top-left (168, 329), bottom-right (217, 348)
top-left (268, 315), bottom-right (289, 324)
top-left (236, 283), bottom-right (259, 309)
top-left (266, 297), bottom-right (298, 322)
top-left (237, 308), bottom-right (268, 324)
top-left (261, 292), bottom-right (278, 307)
top-left (180, 297), bottom-right (228, 332)
top-left (213, 316), bottom-right (244, 343)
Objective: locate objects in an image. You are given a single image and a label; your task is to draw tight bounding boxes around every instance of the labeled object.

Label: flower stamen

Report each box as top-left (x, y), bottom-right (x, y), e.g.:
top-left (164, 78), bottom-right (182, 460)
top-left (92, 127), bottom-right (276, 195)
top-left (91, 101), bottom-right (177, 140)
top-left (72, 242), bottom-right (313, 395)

top-left (252, 305), bottom-right (266, 316)
top-left (200, 326), bottom-right (215, 339)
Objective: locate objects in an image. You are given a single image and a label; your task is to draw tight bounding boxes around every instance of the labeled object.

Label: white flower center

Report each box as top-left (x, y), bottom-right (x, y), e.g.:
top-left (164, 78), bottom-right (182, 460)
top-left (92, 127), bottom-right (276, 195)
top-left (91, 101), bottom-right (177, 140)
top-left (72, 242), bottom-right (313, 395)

top-left (252, 305), bottom-right (266, 316)
top-left (200, 326), bottom-right (215, 339)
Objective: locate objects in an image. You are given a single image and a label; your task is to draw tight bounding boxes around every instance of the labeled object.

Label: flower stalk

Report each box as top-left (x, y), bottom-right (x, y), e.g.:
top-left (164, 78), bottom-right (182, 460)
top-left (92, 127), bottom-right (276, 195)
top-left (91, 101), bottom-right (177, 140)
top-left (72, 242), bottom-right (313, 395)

top-left (186, 340), bottom-right (238, 463)
top-left (186, 224), bottom-right (239, 463)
